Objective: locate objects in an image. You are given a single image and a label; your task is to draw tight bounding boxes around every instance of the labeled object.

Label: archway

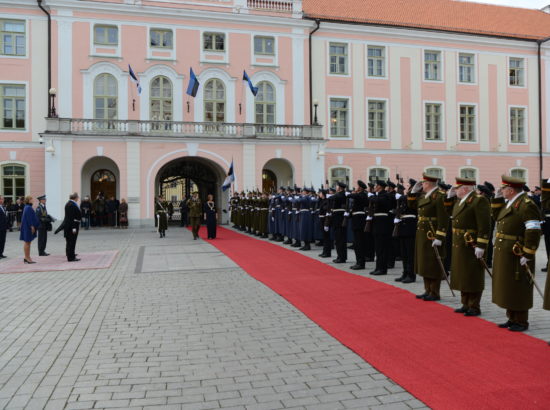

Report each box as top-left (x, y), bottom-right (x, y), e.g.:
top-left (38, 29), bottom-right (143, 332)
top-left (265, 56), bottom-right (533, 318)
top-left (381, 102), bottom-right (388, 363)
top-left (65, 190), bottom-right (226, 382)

top-left (81, 156), bottom-right (120, 200)
top-left (155, 156), bottom-right (227, 224)
top-left (262, 158), bottom-right (293, 190)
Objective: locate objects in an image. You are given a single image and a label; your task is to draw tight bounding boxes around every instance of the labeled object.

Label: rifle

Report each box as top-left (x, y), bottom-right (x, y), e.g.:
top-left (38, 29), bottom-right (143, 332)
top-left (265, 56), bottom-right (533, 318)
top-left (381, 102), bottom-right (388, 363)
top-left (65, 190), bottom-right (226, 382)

top-left (342, 195), bottom-right (353, 228)
top-left (364, 196), bottom-right (374, 233)
top-left (392, 196), bottom-right (402, 238)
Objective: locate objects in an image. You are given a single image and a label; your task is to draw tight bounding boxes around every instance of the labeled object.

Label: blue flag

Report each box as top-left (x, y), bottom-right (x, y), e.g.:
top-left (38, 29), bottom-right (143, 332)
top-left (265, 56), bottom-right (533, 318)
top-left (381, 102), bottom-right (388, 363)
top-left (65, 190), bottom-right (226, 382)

top-left (186, 68), bottom-right (200, 97)
top-left (242, 70), bottom-right (258, 96)
top-left (222, 160), bottom-right (235, 192)
top-left (128, 64), bottom-right (142, 95)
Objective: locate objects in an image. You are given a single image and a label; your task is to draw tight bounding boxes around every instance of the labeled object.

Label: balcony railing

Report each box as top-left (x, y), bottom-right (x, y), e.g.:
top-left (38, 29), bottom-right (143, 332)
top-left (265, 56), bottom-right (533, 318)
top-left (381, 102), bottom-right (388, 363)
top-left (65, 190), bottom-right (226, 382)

top-left (45, 118), bottom-right (323, 140)
top-left (247, 0), bottom-right (293, 12)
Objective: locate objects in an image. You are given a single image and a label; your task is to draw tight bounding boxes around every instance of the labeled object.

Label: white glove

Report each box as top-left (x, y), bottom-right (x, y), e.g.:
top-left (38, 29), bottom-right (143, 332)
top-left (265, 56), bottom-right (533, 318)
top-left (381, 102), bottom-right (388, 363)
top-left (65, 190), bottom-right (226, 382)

top-left (72, 228), bottom-right (77, 234)
top-left (474, 247), bottom-right (484, 259)
top-left (294, 195), bottom-right (300, 199)
top-left (368, 192), bottom-right (374, 197)
top-left (395, 193), bottom-right (402, 200)
top-left (394, 218), bottom-right (401, 224)
top-left (495, 188), bottom-right (503, 199)
top-left (345, 191), bottom-right (350, 196)
top-left (411, 181), bottom-right (423, 194)
top-left (271, 217), bottom-right (275, 222)
top-left (281, 196), bottom-right (286, 199)
top-left (324, 226), bottom-right (329, 232)
top-left (326, 212), bottom-right (332, 216)
top-left (432, 239), bottom-right (442, 247)
top-left (295, 211), bottom-right (298, 214)
top-left (344, 212), bottom-right (350, 217)
top-left (447, 187), bottom-right (457, 199)
top-left (547, 178), bottom-right (550, 183)
top-left (366, 216), bottom-right (373, 221)
top-left (520, 256), bottom-right (529, 266)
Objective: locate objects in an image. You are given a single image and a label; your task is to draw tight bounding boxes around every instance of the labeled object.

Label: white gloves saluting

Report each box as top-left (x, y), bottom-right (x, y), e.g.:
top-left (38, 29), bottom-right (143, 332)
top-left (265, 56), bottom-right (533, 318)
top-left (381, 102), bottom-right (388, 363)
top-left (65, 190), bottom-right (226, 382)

top-left (411, 181), bottom-right (423, 194)
top-left (447, 187), bottom-right (457, 199)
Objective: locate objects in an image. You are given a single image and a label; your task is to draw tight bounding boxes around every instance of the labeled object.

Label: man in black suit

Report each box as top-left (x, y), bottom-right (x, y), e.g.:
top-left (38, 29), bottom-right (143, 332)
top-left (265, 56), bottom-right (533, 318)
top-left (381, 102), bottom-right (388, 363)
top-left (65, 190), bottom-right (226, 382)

top-left (63, 192), bottom-right (82, 262)
top-left (0, 195), bottom-right (8, 258)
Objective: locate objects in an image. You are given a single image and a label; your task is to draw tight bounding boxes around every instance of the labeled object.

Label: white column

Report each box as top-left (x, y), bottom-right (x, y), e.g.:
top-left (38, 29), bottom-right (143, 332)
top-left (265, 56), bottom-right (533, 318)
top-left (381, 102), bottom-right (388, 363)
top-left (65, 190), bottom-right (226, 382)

top-left (389, 47), bottom-right (402, 150)
top-left (126, 141), bottom-right (141, 221)
top-left (57, 17), bottom-right (73, 118)
top-left (292, 34), bottom-right (305, 125)
top-left (352, 43), bottom-right (365, 148)
top-left (31, 18), bottom-right (48, 143)
top-left (45, 139), bottom-right (72, 220)
top-left (242, 143), bottom-right (255, 190)
top-left (301, 144), bottom-right (311, 187)
top-left (479, 54), bottom-right (490, 151)
top-left (528, 56), bottom-right (539, 153)
top-left (310, 143), bottom-right (325, 188)
top-left (445, 50), bottom-right (457, 151)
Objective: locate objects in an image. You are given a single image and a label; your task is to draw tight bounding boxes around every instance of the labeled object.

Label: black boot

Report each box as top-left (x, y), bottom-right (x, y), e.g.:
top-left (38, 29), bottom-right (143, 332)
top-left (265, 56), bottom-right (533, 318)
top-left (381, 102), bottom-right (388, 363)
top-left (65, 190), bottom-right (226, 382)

top-left (283, 238), bottom-right (292, 245)
top-left (299, 242), bottom-right (311, 251)
top-left (402, 274), bottom-right (416, 284)
top-left (292, 241), bottom-right (301, 248)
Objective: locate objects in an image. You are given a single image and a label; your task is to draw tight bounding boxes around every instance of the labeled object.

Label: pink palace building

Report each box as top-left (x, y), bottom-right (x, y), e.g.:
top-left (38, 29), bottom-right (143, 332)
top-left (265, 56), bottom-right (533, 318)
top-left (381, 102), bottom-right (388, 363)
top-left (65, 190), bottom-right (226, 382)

top-left (1, 0), bottom-right (550, 225)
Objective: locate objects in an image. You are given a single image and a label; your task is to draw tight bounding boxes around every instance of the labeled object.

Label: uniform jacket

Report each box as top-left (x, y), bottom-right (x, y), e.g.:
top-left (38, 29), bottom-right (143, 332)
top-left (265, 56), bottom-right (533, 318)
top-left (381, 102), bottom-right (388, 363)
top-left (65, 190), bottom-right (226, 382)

top-left (370, 191), bottom-right (393, 235)
top-left (348, 191), bottom-right (368, 231)
top-left (542, 179), bottom-right (550, 310)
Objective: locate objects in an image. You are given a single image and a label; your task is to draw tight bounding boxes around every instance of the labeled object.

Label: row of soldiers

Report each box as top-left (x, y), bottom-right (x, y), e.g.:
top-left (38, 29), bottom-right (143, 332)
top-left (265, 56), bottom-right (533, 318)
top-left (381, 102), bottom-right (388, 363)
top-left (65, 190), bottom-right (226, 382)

top-left (230, 173), bottom-right (550, 341)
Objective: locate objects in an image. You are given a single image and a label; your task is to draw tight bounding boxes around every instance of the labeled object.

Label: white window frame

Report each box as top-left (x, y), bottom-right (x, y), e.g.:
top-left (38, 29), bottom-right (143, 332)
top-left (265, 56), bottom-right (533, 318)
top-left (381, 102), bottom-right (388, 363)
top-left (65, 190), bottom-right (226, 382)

top-left (457, 52), bottom-right (476, 85)
top-left (328, 96), bottom-right (352, 140)
top-left (0, 161), bottom-right (30, 202)
top-left (0, 80), bottom-right (28, 133)
top-left (245, 70), bottom-right (285, 124)
top-left (90, 22), bottom-right (121, 58)
top-left (508, 57), bottom-right (526, 88)
top-left (510, 167), bottom-right (528, 180)
top-left (366, 45), bottom-right (387, 79)
top-left (366, 98), bottom-right (389, 141)
top-left (0, 18), bottom-right (28, 59)
top-left (509, 105), bottom-right (528, 145)
top-left (423, 49), bottom-right (443, 82)
top-left (147, 25), bottom-right (176, 61)
top-left (328, 166), bottom-right (352, 188)
top-left (200, 30), bottom-right (228, 64)
top-left (423, 101), bottom-right (445, 142)
top-left (250, 34), bottom-right (278, 67)
top-left (327, 42), bottom-right (350, 77)
top-left (458, 103), bottom-right (478, 143)
top-left (459, 167), bottom-right (478, 181)
top-left (424, 167), bottom-right (445, 181)
top-left (368, 167), bottom-right (389, 183)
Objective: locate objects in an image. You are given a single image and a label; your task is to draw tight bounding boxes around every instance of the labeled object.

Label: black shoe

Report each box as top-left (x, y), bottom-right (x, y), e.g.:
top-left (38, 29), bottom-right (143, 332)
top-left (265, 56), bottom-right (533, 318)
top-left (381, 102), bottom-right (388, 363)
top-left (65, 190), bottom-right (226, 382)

top-left (498, 320), bottom-right (512, 328)
top-left (0, 255), bottom-right (5, 259)
top-left (366, 258), bottom-right (374, 262)
top-left (464, 309), bottom-right (481, 317)
top-left (542, 267), bottom-right (548, 272)
top-left (315, 242), bottom-right (323, 247)
top-left (299, 246), bottom-right (311, 251)
top-left (454, 307), bottom-right (467, 313)
top-left (291, 242), bottom-right (301, 248)
top-left (423, 295), bottom-right (440, 302)
top-left (333, 259), bottom-right (346, 263)
top-left (371, 270), bottom-right (387, 276)
top-left (350, 264), bottom-right (365, 270)
top-left (402, 276), bottom-right (416, 284)
top-left (39, 253), bottom-right (50, 256)
top-left (416, 292), bottom-right (428, 299)
top-left (508, 323), bottom-right (528, 332)
top-left (387, 264), bottom-right (395, 269)
top-left (395, 275), bottom-right (405, 282)
top-left (368, 270), bottom-right (378, 275)
top-left (68, 258), bottom-right (81, 262)
top-left (23, 259), bottom-right (36, 264)
top-left (318, 253), bottom-right (331, 258)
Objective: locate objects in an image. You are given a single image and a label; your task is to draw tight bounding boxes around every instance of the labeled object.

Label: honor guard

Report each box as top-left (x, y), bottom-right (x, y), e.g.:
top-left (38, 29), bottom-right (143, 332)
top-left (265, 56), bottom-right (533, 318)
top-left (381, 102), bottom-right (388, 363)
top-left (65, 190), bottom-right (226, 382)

top-left (36, 195), bottom-right (54, 256)
top-left (155, 196), bottom-right (168, 238)
top-left (394, 179), bottom-right (418, 283)
top-left (331, 182), bottom-right (348, 263)
top-left (369, 180), bottom-right (393, 276)
top-left (348, 180), bottom-right (369, 270)
top-left (541, 178), bottom-right (550, 345)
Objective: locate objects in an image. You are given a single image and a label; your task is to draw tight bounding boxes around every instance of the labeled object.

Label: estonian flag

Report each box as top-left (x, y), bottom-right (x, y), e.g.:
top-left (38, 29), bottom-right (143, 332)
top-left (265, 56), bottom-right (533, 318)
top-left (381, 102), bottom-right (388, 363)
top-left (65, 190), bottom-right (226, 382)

top-left (243, 70), bottom-right (258, 96)
top-left (222, 160), bottom-right (235, 192)
top-left (128, 64), bottom-right (142, 95)
top-left (186, 68), bottom-right (200, 97)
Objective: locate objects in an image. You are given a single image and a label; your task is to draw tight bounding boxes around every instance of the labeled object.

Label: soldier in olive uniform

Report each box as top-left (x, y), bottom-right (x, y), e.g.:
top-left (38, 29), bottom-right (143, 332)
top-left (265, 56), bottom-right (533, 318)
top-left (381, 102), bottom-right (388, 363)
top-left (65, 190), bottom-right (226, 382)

top-left (491, 175), bottom-right (542, 332)
top-left (540, 178), bottom-right (550, 344)
top-left (187, 191), bottom-right (203, 240)
top-left (444, 177), bottom-right (491, 316)
top-left (155, 196), bottom-right (168, 238)
top-left (408, 172), bottom-right (450, 301)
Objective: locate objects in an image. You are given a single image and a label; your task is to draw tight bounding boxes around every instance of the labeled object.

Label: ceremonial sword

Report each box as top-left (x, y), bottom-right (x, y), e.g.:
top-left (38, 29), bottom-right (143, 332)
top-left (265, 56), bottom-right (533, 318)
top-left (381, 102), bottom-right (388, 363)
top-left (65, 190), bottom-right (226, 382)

top-left (512, 242), bottom-right (544, 298)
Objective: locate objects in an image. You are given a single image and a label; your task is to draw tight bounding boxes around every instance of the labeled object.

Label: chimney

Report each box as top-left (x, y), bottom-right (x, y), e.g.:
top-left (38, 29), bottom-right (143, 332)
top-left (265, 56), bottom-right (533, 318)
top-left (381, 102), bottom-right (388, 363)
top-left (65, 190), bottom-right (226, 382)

top-left (542, 5), bottom-right (550, 13)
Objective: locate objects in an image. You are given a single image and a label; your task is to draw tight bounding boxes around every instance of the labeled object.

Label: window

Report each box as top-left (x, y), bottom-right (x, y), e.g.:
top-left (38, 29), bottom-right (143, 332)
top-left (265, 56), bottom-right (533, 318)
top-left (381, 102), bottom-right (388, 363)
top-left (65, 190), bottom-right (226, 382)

top-left (329, 43), bottom-right (348, 75)
top-left (330, 168), bottom-right (350, 188)
top-left (368, 168), bottom-right (388, 183)
top-left (425, 103), bottom-right (442, 141)
top-left (94, 74), bottom-right (117, 121)
top-left (94, 25), bottom-right (118, 46)
top-left (203, 32), bottom-right (225, 52)
top-left (425, 168), bottom-right (443, 180)
top-left (367, 46), bottom-right (385, 77)
top-left (509, 58), bottom-right (524, 86)
top-left (459, 105), bottom-right (476, 142)
top-left (424, 50), bottom-right (441, 81)
top-left (254, 36), bottom-right (274, 55)
top-left (460, 168), bottom-right (477, 180)
top-left (204, 79), bottom-right (225, 122)
top-left (255, 81), bottom-right (275, 133)
top-left (1, 164), bottom-right (25, 203)
top-left (459, 53), bottom-right (475, 83)
top-left (150, 76), bottom-right (172, 129)
top-left (1, 84), bottom-right (25, 129)
top-left (510, 168), bottom-right (526, 179)
top-left (510, 107), bottom-right (526, 143)
top-left (150, 29), bottom-right (173, 49)
top-left (0, 19), bottom-right (25, 56)
top-left (368, 100), bottom-right (386, 139)
top-left (329, 98), bottom-right (349, 137)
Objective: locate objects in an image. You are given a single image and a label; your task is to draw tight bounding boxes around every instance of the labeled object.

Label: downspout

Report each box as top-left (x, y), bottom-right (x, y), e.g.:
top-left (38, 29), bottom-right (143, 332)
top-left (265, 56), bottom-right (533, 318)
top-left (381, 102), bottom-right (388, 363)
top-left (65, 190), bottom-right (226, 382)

top-left (537, 37), bottom-right (550, 182)
top-left (37, 0), bottom-right (51, 117)
top-left (308, 19), bottom-right (320, 125)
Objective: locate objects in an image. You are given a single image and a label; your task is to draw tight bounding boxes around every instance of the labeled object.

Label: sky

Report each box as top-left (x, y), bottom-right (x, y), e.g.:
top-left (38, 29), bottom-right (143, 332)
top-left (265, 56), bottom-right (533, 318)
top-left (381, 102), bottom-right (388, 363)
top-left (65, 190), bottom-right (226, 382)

top-left (459, 0), bottom-right (549, 8)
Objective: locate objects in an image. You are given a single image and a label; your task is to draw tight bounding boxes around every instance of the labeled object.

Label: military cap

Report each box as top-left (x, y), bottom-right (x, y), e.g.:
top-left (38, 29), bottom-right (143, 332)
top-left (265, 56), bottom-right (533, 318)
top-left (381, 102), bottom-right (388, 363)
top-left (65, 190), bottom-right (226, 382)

top-left (328, 187), bottom-right (336, 193)
top-left (535, 186), bottom-right (541, 190)
top-left (477, 184), bottom-right (491, 195)
top-left (484, 181), bottom-right (495, 192)
top-left (357, 180), bottom-right (367, 189)
top-left (386, 180), bottom-right (396, 189)
top-left (37, 195), bottom-right (47, 200)
top-left (501, 174), bottom-right (525, 189)
top-left (397, 184), bottom-right (405, 190)
top-left (409, 178), bottom-right (417, 186)
top-left (302, 187), bottom-right (310, 193)
top-left (523, 185), bottom-right (530, 192)
top-left (375, 180), bottom-right (387, 187)
top-left (421, 172), bottom-right (439, 183)
top-left (368, 182), bottom-right (374, 189)
top-left (337, 181), bottom-right (347, 189)
top-left (454, 177), bottom-right (476, 187)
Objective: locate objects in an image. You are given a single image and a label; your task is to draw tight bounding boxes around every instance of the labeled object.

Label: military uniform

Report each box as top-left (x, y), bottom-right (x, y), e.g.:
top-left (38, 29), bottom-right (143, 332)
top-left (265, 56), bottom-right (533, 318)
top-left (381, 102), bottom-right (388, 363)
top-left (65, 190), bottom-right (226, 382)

top-left (35, 195), bottom-right (53, 256)
top-left (348, 181), bottom-right (369, 269)
top-left (187, 194), bottom-right (202, 240)
top-left (155, 199), bottom-right (168, 238)
top-left (445, 178), bottom-right (491, 315)
top-left (540, 179), bottom-right (550, 313)
top-left (491, 175), bottom-right (542, 331)
top-left (369, 181), bottom-right (394, 276)
top-left (331, 183), bottom-right (348, 263)
top-left (394, 180), bottom-right (418, 284)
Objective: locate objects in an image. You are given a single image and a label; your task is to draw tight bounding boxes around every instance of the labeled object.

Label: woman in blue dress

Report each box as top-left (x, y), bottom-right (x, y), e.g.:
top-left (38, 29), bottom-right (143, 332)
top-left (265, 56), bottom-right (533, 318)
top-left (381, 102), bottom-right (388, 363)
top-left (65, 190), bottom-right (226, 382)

top-left (203, 194), bottom-right (217, 239)
top-left (20, 196), bottom-right (40, 264)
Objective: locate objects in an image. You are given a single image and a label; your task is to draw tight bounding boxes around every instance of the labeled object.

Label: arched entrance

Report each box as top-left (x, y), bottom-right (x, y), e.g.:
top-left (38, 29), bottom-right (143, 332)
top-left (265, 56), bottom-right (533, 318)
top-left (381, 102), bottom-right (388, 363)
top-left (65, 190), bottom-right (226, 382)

top-left (262, 158), bottom-right (293, 190)
top-left (155, 156), bottom-right (227, 224)
top-left (81, 156), bottom-right (120, 201)
top-left (91, 169), bottom-right (116, 200)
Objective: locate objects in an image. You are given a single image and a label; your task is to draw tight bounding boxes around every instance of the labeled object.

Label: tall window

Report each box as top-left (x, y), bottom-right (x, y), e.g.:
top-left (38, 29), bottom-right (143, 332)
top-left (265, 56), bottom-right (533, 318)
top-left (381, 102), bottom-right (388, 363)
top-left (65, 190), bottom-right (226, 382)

top-left (425, 103), bottom-right (442, 141)
top-left (255, 81), bottom-right (275, 133)
top-left (150, 29), bottom-right (173, 49)
top-left (94, 74), bottom-right (117, 121)
top-left (425, 167), bottom-right (443, 180)
top-left (203, 32), bottom-right (225, 52)
top-left (459, 53), bottom-right (475, 83)
top-left (204, 79), bottom-right (225, 122)
top-left (329, 43), bottom-right (348, 75)
top-left (150, 76), bottom-right (172, 130)
top-left (94, 25), bottom-right (118, 46)
top-left (1, 164), bottom-right (25, 203)
top-left (0, 19), bottom-right (25, 56)
top-left (367, 46), bottom-right (385, 77)
top-left (254, 36), bottom-right (274, 55)
top-left (510, 107), bottom-right (526, 143)
top-left (509, 57), bottom-right (524, 86)
top-left (1, 84), bottom-right (25, 129)
top-left (510, 168), bottom-right (526, 179)
top-left (459, 105), bottom-right (476, 142)
top-left (424, 50), bottom-right (441, 81)
top-left (368, 100), bottom-right (386, 139)
top-left (368, 168), bottom-right (388, 183)
top-left (329, 98), bottom-right (349, 137)
top-left (330, 168), bottom-right (350, 188)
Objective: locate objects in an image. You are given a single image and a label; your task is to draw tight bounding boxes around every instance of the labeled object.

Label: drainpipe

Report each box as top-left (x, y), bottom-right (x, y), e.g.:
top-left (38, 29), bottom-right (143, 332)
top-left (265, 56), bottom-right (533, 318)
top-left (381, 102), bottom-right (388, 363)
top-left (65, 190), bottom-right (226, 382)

top-left (308, 19), bottom-right (320, 125)
top-left (537, 37), bottom-right (550, 183)
top-left (37, 0), bottom-right (51, 117)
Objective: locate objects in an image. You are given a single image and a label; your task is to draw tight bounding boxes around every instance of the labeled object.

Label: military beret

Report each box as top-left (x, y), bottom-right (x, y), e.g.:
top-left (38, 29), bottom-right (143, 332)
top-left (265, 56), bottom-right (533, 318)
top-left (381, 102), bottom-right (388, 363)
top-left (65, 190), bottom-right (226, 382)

top-left (484, 181), bottom-right (496, 192)
top-left (328, 187), bottom-right (336, 193)
top-left (477, 185), bottom-right (491, 195)
top-left (523, 185), bottom-right (530, 192)
top-left (357, 180), bottom-right (367, 189)
top-left (397, 184), bottom-right (405, 190)
top-left (368, 182), bottom-right (374, 189)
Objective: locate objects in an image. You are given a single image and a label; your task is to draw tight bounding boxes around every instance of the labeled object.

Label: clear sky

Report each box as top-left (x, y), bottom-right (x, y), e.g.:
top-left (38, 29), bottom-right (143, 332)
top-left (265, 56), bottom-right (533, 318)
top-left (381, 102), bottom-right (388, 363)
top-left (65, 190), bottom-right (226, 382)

top-left (459, 0), bottom-right (548, 8)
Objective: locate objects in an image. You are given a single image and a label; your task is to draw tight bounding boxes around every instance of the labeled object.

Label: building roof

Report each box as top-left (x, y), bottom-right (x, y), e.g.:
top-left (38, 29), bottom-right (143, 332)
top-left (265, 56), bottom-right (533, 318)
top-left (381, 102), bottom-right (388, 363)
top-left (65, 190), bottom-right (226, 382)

top-left (302, 0), bottom-right (550, 41)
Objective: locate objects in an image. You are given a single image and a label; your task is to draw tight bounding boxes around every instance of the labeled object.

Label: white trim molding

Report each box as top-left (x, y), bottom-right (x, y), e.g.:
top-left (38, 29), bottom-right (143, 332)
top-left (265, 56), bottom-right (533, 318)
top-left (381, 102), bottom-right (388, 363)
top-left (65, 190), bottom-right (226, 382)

top-left (194, 67), bottom-right (236, 123)
top-left (245, 70), bottom-right (286, 124)
top-left (138, 64), bottom-right (185, 122)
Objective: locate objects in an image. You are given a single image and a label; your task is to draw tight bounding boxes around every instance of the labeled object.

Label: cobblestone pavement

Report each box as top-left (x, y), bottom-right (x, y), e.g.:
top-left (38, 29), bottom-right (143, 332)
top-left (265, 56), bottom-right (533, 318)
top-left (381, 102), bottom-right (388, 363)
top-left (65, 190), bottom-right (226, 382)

top-left (0, 227), bottom-right (428, 410)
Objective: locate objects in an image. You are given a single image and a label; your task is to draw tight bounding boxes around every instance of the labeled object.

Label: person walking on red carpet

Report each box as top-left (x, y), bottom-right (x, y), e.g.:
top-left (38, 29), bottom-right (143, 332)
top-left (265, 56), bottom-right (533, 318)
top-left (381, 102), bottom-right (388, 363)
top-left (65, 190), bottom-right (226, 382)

top-left (408, 172), bottom-right (449, 302)
top-left (444, 177), bottom-right (491, 317)
top-left (491, 175), bottom-right (541, 332)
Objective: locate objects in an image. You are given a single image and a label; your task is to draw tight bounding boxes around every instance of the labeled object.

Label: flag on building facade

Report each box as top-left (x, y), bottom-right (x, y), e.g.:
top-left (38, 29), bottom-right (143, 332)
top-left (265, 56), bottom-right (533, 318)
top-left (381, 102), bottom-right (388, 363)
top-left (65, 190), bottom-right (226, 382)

top-left (222, 160), bottom-right (235, 191)
top-left (128, 64), bottom-right (142, 95)
top-left (242, 70), bottom-right (258, 96)
top-left (186, 68), bottom-right (200, 97)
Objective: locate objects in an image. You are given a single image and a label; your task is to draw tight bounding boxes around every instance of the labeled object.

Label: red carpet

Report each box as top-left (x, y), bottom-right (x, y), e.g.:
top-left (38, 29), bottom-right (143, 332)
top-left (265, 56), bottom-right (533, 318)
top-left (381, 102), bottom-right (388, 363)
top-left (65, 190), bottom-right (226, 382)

top-left (201, 227), bottom-right (550, 409)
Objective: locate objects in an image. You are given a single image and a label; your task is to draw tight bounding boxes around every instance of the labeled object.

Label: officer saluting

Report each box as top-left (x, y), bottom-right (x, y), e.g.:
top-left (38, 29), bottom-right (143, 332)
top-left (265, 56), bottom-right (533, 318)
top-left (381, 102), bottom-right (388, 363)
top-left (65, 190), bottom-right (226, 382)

top-left (491, 175), bottom-right (542, 332)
